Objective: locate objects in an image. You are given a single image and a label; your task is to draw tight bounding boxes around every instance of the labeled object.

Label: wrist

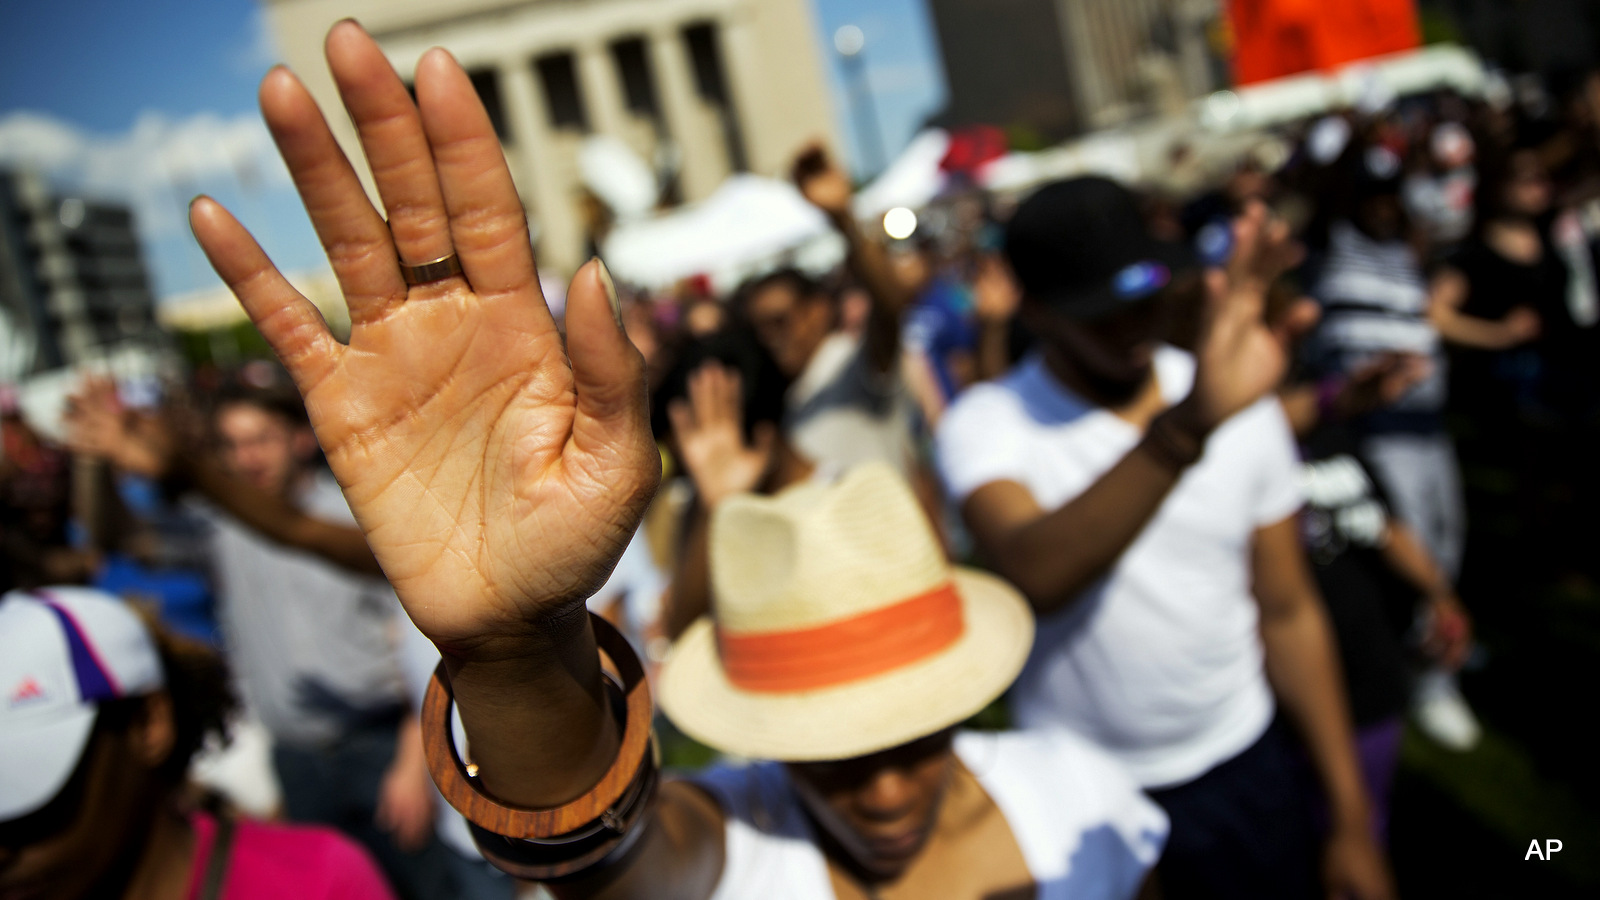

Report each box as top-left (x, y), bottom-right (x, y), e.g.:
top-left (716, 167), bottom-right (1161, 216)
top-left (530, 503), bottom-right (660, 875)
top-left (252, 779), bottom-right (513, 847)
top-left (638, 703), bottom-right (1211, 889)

top-left (1166, 397), bottom-right (1220, 439)
top-left (1143, 405), bottom-right (1213, 469)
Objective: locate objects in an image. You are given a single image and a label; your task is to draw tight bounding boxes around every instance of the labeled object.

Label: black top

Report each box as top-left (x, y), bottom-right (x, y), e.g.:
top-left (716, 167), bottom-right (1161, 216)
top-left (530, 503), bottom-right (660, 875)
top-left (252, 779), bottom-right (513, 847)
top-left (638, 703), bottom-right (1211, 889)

top-left (1446, 229), bottom-right (1598, 418)
top-left (1298, 426), bottom-right (1416, 726)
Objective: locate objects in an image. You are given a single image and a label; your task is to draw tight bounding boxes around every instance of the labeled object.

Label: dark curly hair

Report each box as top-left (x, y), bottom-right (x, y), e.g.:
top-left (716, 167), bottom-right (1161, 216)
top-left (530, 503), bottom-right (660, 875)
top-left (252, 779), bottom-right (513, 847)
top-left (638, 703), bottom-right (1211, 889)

top-left (97, 608), bottom-right (236, 784)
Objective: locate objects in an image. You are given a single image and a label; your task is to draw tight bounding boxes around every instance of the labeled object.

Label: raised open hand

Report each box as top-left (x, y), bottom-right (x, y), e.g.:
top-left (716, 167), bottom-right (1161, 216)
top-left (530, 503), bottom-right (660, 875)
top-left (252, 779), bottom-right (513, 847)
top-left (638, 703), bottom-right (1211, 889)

top-left (667, 364), bottom-right (775, 509)
top-left (64, 376), bottom-right (174, 479)
top-left (1178, 202), bottom-right (1315, 433)
top-left (188, 22), bottom-right (659, 662)
top-left (791, 142), bottom-right (854, 219)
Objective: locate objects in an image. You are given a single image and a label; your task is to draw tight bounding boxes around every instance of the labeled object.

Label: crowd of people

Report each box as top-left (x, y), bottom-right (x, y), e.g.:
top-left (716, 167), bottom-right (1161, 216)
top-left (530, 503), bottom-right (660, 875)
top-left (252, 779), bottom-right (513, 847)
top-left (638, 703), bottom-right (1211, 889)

top-left (4, 19), bottom-right (1598, 900)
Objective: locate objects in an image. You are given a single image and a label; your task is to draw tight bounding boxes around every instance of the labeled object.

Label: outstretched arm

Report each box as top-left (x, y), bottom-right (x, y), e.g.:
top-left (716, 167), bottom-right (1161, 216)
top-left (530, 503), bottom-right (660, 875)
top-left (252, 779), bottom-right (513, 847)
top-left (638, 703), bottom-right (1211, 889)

top-left (793, 145), bottom-right (916, 373)
top-left (190, 22), bottom-right (717, 899)
top-left (64, 377), bottom-right (383, 577)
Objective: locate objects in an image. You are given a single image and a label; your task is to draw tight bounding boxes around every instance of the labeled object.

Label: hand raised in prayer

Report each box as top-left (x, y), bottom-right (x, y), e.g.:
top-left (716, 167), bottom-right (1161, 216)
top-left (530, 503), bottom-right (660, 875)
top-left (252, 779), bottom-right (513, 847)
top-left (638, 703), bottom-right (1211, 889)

top-left (668, 364), bottom-right (776, 509)
top-left (188, 22), bottom-right (659, 663)
top-left (64, 376), bottom-right (175, 480)
top-left (1175, 201), bottom-right (1316, 435)
top-left (792, 143), bottom-right (854, 219)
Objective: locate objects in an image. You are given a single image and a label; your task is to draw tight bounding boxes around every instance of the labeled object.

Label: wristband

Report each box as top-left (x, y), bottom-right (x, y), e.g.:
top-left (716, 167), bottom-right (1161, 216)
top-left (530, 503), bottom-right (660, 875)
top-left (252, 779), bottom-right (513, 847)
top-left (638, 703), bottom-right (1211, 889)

top-left (1143, 411), bottom-right (1207, 469)
top-left (421, 613), bottom-right (657, 879)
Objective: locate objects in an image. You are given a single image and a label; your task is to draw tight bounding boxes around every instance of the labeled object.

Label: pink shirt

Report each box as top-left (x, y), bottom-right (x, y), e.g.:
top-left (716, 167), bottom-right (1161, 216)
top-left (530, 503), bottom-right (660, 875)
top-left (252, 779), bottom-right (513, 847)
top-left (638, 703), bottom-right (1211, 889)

top-left (184, 812), bottom-right (396, 900)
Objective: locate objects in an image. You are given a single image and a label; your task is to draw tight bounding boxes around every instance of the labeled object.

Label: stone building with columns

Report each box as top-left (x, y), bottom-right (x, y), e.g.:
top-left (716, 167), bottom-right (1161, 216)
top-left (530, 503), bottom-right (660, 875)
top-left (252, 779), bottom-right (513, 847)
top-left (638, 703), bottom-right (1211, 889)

top-left (263, 0), bottom-right (840, 277)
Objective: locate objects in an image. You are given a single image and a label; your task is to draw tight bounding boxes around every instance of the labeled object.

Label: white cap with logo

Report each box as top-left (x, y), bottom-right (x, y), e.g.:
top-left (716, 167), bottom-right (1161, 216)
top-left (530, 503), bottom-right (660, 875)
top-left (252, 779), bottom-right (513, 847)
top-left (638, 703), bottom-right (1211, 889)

top-left (0, 587), bottom-right (165, 821)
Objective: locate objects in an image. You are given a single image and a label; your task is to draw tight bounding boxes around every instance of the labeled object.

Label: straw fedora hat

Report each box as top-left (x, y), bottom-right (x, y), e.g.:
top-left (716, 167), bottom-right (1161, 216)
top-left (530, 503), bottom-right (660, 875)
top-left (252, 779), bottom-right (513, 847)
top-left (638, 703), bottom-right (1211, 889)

top-left (659, 462), bottom-right (1034, 762)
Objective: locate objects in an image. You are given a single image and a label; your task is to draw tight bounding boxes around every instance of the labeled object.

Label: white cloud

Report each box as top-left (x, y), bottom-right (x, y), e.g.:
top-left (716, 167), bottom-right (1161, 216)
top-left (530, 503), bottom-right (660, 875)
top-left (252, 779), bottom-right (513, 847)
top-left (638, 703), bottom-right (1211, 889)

top-left (0, 108), bottom-right (288, 238)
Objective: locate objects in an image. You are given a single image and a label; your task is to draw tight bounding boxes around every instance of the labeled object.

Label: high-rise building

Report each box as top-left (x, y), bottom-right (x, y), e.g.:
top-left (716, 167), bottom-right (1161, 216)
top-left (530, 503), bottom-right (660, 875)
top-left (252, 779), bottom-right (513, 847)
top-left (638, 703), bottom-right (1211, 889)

top-left (0, 169), bottom-right (165, 377)
top-left (263, 0), bottom-right (840, 277)
top-left (927, 0), bottom-right (1221, 141)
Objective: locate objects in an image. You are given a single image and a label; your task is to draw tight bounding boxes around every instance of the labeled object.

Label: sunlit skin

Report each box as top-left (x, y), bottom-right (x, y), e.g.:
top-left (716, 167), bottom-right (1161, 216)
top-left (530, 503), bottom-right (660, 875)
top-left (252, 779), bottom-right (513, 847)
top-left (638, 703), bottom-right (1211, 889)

top-left (0, 698), bottom-right (190, 900)
top-left (786, 730), bottom-right (956, 883)
top-left (745, 281), bottom-right (837, 379)
top-left (214, 403), bottom-right (312, 498)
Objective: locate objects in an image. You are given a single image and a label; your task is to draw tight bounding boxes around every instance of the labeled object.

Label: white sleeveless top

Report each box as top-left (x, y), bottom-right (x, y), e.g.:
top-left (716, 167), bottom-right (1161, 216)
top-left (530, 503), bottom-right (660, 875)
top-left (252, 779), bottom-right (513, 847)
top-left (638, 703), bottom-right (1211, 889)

top-left (692, 730), bottom-right (1168, 900)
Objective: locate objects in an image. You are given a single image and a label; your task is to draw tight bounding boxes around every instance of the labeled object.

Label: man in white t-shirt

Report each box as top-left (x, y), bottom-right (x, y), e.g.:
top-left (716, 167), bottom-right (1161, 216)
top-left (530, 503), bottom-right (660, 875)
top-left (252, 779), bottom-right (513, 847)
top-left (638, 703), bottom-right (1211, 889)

top-left (937, 178), bottom-right (1393, 900)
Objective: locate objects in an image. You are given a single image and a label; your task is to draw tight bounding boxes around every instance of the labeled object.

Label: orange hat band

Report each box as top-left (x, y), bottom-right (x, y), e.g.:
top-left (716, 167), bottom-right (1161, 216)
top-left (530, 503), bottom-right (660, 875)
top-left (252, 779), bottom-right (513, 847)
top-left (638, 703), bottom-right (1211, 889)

top-left (715, 582), bottom-right (965, 693)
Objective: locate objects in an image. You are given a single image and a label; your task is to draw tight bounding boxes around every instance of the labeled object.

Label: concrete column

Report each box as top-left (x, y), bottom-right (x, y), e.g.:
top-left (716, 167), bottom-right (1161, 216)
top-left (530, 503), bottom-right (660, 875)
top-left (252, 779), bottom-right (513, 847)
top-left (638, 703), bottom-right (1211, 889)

top-left (501, 57), bottom-right (585, 276)
top-left (577, 40), bottom-right (629, 137)
top-left (649, 25), bottom-right (728, 201)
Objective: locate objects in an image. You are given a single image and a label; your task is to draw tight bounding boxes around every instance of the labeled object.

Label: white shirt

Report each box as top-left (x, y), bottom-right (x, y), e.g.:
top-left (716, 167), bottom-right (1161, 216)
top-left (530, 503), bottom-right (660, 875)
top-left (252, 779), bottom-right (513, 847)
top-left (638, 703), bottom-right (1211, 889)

top-left (694, 730), bottom-right (1167, 900)
top-left (936, 349), bottom-right (1303, 787)
top-left (787, 333), bottom-right (919, 477)
top-left (195, 473), bottom-right (405, 746)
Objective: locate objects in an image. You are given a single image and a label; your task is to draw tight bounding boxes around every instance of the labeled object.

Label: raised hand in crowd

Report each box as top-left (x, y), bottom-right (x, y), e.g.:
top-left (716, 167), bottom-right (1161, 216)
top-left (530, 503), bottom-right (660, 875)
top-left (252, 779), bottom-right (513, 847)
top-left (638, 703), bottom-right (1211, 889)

top-left (1173, 201), bottom-right (1315, 439)
top-left (791, 141), bottom-right (854, 220)
top-left (187, 20), bottom-right (659, 817)
top-left (791, 143), bottom-right (916, 372)
top-left (64, 376), bottom-right (176, 480)
top-left (667, 364), bottom-right (775, 510)
top-left (62, 375), bottom-right (382, 577)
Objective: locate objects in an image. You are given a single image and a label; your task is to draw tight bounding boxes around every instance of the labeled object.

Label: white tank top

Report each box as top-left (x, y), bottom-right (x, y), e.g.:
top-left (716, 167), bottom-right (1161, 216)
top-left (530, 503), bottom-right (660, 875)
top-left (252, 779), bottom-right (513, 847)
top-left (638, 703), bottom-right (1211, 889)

top-left (691, 729), bottom-right (1167, 900)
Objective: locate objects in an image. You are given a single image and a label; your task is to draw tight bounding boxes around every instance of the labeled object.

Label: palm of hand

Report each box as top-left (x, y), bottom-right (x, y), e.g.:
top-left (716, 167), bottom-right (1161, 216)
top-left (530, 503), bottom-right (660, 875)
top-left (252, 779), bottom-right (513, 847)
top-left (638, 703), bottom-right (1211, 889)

top-left (678, 418), bottom-right (770, 508)
top-left (1186, 202), bottom-right (1310, 430)
top-left (669, 367), bottom-right (772, 508)
top-left (303, 292), bottom-right (649, 654)
top-left (188, 24), bottom-right (658, 661)
top-left (1190, 312), bottom-right (1290, 427)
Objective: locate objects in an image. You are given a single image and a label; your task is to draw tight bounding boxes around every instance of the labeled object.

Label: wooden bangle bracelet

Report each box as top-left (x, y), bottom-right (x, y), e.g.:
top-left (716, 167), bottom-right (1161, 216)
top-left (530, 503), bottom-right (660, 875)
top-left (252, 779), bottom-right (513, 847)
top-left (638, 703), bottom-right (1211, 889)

top-left (420, 612), bottom-right (654, 840)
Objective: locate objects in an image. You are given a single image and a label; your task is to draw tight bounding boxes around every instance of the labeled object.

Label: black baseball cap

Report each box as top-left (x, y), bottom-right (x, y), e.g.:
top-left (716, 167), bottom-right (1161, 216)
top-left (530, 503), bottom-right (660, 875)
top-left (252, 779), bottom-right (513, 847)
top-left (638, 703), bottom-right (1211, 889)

top-left (1004, 177), bottom-right (1194, 319)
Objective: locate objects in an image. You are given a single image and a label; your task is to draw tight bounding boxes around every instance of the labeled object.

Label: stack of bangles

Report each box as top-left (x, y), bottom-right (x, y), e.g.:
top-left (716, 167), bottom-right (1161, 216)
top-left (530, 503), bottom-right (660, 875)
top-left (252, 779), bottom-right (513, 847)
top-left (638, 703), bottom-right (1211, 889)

top-left (420, 613), bottom-right (659, 881)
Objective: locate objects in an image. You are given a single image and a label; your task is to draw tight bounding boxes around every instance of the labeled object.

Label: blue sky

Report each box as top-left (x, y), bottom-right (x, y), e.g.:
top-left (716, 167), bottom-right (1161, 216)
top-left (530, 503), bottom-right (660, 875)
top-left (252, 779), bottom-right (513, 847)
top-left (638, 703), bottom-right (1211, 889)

top-left (0, 0), bottom-right (946, 301)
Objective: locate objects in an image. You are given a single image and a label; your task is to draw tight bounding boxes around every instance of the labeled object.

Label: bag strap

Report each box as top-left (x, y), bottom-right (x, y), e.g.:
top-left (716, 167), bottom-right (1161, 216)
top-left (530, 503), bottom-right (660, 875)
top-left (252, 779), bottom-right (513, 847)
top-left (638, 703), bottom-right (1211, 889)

top-left (198, 815), bottom-right (237, 900)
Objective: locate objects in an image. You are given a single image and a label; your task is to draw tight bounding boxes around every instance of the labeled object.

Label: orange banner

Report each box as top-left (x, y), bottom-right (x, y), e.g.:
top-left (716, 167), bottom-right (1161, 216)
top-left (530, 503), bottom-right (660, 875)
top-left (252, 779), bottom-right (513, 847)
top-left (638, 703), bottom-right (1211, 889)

top-left (1229, 0), bottom-right (1421, 85)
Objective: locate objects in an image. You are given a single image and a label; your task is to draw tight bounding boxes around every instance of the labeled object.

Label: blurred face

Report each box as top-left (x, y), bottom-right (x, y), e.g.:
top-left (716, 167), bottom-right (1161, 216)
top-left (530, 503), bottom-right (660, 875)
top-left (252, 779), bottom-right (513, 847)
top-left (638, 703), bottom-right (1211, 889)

top-left (787, 730), bottom-right (955, 882)
top-left (890, 249), bottom-right (931, 296)
top-left (0, 699), bottom-right (172, 900)
top-left (1355, 192), bottom-right (1405, 242)
top-left (1024, 292), bottom-right (1176, 405)
top-left (1502, 151), bottom-right (1551, 217)
top-left (746, 283), bottom-right (835, 378)
top-left (215, 403), bottom-right (302, 497)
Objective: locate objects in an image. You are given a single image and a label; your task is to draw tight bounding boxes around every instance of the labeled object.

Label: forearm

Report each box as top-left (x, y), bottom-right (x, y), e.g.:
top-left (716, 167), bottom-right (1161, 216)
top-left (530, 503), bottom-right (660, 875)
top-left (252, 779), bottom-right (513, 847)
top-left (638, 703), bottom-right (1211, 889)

top-left (830, 210), bottom-right (914, 371)
top-left (1431, 309), bottom-right (1520, 349)
top-left (175, 452), bottom-right (383, 575)
top-left (1260, 597), bottom-right (1370, 829)
top-left (979, 414), bottom-right (1200, 613)
top-left (1380, 522), bottom-right (1451, 598)
top-left (443, 604), bottom-right (620, 809)
top-left (663, 504), bottom-right (712, 641)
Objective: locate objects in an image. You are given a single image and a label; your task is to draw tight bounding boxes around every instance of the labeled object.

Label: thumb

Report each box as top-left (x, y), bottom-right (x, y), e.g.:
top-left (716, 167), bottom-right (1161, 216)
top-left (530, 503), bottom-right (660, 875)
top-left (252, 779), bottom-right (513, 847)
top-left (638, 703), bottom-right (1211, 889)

top-left (567, 259), bottom-right (650, 451)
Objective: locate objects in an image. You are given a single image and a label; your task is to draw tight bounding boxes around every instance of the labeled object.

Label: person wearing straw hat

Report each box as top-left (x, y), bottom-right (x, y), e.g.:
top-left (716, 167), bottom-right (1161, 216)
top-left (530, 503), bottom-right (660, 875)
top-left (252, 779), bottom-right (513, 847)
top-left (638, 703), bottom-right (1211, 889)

top-left (177, 22), bottom-right (1165, 899)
